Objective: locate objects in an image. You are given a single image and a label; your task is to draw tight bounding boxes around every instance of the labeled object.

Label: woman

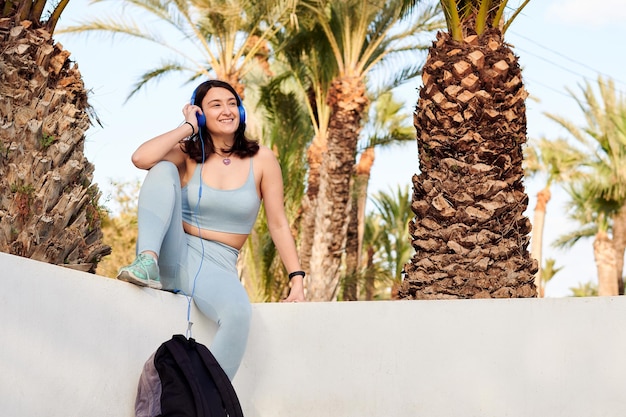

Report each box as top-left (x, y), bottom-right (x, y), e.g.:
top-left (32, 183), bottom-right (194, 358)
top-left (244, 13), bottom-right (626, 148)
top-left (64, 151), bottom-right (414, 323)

top-left (116, 79), bottom-right (305, 380)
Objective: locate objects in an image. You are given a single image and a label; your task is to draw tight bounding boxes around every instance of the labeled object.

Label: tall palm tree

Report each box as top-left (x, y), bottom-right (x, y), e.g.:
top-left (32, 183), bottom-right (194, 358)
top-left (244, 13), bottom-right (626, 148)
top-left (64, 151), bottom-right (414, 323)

top-left (524, 137), bottom-right (586, 296)
top-left (546, 77), bottom-right (626, 296)
top-left (60, 0), bottom-right (298, 98)
top-left (296, 0), bottom-right (441, 301)
top-left (343, 91), bottom-right (415, 300)
top-left (241, 77), bottom-right (312, 301)
top-left (400, 0), bottom-right (537, 299)
top-left (553, 182), bottom-right (620, 296)
top-left (272, 18), bottom-right (336, 285)
top-left (0, 0), bottom-right (110, 272)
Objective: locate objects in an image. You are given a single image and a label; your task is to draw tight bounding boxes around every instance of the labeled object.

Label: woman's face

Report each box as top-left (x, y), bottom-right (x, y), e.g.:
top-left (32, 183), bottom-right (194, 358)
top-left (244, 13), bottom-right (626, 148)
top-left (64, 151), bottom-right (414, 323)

top-left (200, 87), bottom-right (240, 137)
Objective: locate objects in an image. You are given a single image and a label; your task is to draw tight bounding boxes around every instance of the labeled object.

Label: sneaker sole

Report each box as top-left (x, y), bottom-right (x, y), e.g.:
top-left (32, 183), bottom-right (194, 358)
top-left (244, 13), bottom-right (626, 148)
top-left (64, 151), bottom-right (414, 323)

top-left (117, 270), bottom-right (162, 290)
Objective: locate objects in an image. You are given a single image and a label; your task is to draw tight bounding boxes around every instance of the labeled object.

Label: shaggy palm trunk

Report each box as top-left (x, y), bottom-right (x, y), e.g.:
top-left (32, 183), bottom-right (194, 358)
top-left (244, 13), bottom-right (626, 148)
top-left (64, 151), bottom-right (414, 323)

top-left (611, 205), bottom-right (626, 295)
top-left (342, 196), bottom-right (359, 300)
top-left (299, 138), bottom-right (325, 276)
top-left (307, 76), bottom-right (367, 301)
top-left (342, 148), bottom-right (374, 300)
top-left (364, 245), bottom-right (375, 300)
top-left (0, 19), bottom-right (110, 272)
top-left (531, 187), bottom-right (551, 297)
top-left (400, 30), bottom-right (537, 299)
top-left (594, 230), bottom-right (618, 296)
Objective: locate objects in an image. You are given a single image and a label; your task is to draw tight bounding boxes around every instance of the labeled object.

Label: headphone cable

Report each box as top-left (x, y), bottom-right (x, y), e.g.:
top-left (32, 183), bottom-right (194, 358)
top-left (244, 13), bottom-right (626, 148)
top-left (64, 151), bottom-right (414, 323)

top-left (185, 126), bottom-right (206, 339)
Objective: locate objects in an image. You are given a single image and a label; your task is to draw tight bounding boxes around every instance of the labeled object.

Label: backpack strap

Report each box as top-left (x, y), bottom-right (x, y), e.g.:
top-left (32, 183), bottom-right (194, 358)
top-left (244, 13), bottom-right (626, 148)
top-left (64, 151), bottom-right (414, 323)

top-left (192, 339), bottom-right (245, 417)
top-left (162, 336), bottom-right (209, 416)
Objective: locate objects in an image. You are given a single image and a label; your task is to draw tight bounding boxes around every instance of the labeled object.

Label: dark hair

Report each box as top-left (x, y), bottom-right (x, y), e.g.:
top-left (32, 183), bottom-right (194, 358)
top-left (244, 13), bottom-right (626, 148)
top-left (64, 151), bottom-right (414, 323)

top-left (182, 79), bottom-right (259, 162)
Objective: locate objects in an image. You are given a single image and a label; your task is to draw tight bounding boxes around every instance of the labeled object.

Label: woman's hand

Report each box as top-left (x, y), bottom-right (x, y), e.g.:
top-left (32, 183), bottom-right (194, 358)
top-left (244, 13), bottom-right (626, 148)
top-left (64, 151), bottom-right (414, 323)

top-left (282, 277), bottom-right (305, 302)
top-left (183, 103), bottom-right (201, 132)
top-left (131, 103), bottom-right (201, 170)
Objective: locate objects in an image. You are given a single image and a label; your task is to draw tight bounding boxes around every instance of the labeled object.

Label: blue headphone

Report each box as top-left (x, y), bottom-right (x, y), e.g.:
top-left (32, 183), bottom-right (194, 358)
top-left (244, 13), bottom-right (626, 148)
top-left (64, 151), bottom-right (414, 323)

top-left (190, 82), bottom-right (246, 127)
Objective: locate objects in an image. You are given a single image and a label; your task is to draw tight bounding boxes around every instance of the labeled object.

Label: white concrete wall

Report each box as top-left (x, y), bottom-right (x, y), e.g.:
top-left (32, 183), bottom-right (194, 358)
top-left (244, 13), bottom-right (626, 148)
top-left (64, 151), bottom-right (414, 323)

top-left (1, 251), bottom-right (625, 417)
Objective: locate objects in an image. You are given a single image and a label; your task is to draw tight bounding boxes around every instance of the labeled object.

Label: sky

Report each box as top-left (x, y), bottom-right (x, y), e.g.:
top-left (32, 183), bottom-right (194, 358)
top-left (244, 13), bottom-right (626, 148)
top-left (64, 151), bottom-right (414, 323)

top-left (54, 0), bottom-right (626, 297)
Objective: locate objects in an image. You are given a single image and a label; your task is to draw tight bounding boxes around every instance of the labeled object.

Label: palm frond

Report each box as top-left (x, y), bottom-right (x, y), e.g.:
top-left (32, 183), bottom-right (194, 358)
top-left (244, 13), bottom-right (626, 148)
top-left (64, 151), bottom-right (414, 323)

top-left (360, 90), bottom-right (414, 149)
top-left (439, 0), bottom-right (531, 40)
top-left (524, 136), bottom-right (588, 185)
top-left (61, 0), bottom-right (298, 97)
top-left (369, 185), bottom-right (414, 280)
top-left (126, 62), bottom-right (193, 101)
top-left (372, 62), bottom-right (424, 93)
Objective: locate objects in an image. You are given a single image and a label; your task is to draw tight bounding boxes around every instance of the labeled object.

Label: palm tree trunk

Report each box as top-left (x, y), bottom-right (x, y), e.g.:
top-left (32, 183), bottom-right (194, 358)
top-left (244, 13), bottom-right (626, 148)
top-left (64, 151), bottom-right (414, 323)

top-left (364, 246), bottom-right (375, 300)
top-left (401, 30), bottom-right (537, 299)
top-left (531, 187), bottom-right (551, 297)
top-left (342, 148), bottom-right (375, 300)
top-left (355, 148), bottom-right (374, 268)
top-left (307, 76), bottom-right (368, 301)
top-left (594, 230), bottom-right (619, 296)
top-left (611, 204), bottom-right (626, 295)
top-left (343, 193), bottom-right (359, 301)
top-left (0, 18), bottom-right (110, 272)
top-left (298, 138), bottom-right (325, 275)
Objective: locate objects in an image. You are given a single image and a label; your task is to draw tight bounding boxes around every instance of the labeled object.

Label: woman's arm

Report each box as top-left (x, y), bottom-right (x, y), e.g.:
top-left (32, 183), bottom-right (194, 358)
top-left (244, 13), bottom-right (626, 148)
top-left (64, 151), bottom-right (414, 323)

top-left (132, 104), bottom-right (200, 170)
top-left (258, 146), bottom-right (306, 302)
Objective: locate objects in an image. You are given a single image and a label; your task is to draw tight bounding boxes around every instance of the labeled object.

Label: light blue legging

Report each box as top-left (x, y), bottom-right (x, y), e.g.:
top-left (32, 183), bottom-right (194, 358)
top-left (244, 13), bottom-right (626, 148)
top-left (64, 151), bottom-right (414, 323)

top-left (136, 161), bottom-right (251, 380)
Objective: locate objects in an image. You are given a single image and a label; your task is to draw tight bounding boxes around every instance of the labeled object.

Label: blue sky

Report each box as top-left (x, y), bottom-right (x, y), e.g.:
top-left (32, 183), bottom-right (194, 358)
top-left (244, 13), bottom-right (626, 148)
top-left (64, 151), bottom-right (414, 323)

top-left (56, 0), bottom-right (626, 297)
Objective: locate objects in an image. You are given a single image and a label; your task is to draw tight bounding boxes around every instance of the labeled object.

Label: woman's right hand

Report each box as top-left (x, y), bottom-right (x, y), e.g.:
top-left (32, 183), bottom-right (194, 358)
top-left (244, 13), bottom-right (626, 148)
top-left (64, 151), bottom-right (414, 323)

top-left (183, 103), bottom-right (201, 132)
top-left (130, 103), bottom-right (199, 170)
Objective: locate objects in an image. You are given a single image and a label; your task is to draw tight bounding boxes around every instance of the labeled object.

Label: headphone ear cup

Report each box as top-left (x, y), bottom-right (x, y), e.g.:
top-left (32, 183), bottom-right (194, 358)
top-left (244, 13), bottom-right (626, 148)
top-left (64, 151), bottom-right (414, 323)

top-left (190, 87), bottom-right (206, 128)
top-left (238, 104), bottom-right (246, 125)
top-left (196, 112), bottom-right (206, 127)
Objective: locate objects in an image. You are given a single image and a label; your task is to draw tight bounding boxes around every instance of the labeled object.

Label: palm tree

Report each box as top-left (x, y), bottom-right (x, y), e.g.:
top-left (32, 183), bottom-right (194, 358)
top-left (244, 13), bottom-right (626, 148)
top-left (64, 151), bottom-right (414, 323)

top-left (241, 78), bottom-right (312, 301)
top-left (343, 91), bottom-right (415, 300)
top-left (539, 258), bottom-right (561, 298)
top-left (524, 137), bottom-right (586, 296)
top-left (60, 0), bottom-right (298, 99)
top-left (553, 182), bottom-right (620, 296)
top-left (546, 77), bottom-right (626, 296)
top-left (400, 0), bottom-right (537, 299)
top-left (361, 212), bottom-right (396, 300)
top-left (342, 185), bottom-right (415, 301)
top-left (370, 185), bottom-right (415, 298)
top-left (272, 17), bottom-right (336, 286)
top-left (295, 0), bottom-right (442, 301)
top-left (0, 0), bottom-right (110, 272)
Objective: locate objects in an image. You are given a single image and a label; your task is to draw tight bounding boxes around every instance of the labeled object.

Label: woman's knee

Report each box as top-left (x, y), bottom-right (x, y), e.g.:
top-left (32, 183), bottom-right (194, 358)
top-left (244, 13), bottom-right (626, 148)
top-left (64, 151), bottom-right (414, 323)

top-left (146, 160), bottom-right (179, 180)
top-left (140, 161), bottom-right (180, 200)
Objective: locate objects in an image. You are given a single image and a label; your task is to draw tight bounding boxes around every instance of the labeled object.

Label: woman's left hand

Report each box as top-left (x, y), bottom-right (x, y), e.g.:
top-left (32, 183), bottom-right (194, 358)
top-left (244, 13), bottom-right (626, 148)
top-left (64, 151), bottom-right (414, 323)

top-left (282, 278), bottom-right (305, 302)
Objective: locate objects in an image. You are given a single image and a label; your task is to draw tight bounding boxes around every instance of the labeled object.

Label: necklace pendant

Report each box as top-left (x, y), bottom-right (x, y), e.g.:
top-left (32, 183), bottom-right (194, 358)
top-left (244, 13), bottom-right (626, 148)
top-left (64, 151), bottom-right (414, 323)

top-left (223, 158), bottom-right (231, 165)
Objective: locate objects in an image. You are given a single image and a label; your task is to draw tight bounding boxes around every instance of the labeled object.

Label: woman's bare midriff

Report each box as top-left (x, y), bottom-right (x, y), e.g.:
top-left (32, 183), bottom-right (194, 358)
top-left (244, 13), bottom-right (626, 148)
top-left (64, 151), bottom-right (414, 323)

top-left (183, 222), bottom-right (248, 250)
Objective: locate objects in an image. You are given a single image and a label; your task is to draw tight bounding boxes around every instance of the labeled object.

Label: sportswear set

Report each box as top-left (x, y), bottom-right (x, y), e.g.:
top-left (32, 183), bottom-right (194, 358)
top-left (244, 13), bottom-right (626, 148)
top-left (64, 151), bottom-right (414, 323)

top-left (119, 159), bottom-right (260, 380)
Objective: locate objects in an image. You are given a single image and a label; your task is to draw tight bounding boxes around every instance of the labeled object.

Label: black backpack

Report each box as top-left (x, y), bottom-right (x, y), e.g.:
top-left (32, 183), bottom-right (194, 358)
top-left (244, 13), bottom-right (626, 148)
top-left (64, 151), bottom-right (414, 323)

top-left (135, 335), bottom-right (244, 417)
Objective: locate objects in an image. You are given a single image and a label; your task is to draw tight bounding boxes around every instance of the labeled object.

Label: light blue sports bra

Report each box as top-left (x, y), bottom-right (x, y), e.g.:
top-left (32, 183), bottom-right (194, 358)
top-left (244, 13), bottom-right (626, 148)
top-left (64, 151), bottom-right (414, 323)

top-left (181, 159), bottom-right (261, 234)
